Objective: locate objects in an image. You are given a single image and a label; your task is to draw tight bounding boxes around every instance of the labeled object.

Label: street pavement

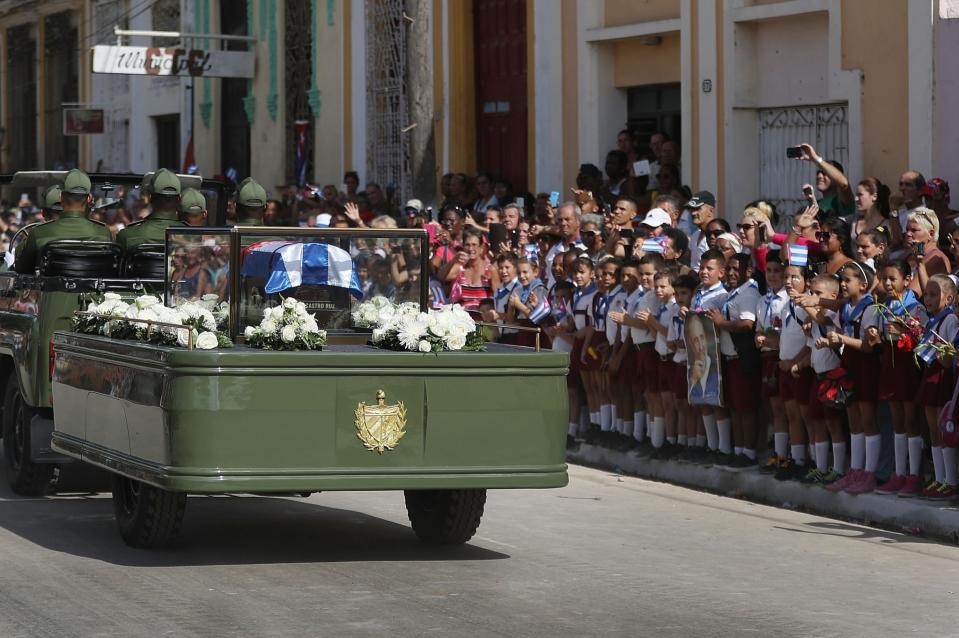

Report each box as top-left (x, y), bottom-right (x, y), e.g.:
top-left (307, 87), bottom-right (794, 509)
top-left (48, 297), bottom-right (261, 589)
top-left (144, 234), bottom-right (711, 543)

top-left (0, 463), bottom-right (957, 638)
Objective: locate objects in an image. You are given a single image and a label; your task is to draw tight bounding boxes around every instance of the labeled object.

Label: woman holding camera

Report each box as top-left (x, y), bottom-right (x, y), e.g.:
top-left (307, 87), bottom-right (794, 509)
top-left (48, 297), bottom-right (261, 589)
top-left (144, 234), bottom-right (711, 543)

top-left (905, 207), bottom-right (950, 294)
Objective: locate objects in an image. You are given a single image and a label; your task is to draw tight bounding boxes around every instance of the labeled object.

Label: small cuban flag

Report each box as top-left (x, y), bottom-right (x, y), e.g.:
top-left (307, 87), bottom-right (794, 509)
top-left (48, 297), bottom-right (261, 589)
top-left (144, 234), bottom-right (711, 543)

top-left (528, 294), bottom-right (552, 324)
top-left (240, 241), bottom-right (364, 298)
top-left (788, 244), bottom-right (809, 267)
top-left (641, 237), bottom-right (668, 254)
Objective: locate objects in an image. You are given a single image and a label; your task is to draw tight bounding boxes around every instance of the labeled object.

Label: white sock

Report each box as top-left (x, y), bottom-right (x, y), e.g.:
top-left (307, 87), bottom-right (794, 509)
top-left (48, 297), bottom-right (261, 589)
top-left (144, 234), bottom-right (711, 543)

top-left (590, 411), bottom-right (598, 425)
top-left (815, 442), bottom-right (829, 472)
top-left (734, 446), bottom-right (743, 456)
top-left (568, 421), bottom-right (578, 437)
top-left (702, 414), bottom-right (718, 450)
top-left (611, 404), bottom-right (618, 424)
top-left (717, 418), bottom-right (732, 454)
top-left (601, 407), bottom-right (612, 430)
top-left (944, 447), bottom-right (958, 486)
top-left (695, 434), bottom-right (707, 447)
top-left (864, 434), bottom-right (881, 473)
top-left (774, 432), bottom-right (788, 458)
top-left (667, 436), bottom-right (676, 444)
top-left (678, 434), bottom-right (688, 446)
top-left (932, 446), bottom-right (945, 483)
top-left (790, 444), bottom-right (806, 465)
top-left (742, 448), bottom-right (756, 460)
top-left (633, 411), bottom-right (647, 442)
top-left (893, 433), bottom-right (908, 476)
top-left (832, 442), bottom-right (847, 474)
top-left (850, 433), bottom-right (865, 471)
top-left (615, 418), bottom-right (624, 435)
top-left (651, 417), bottom-right (666, 448)
top-left (908, 436), bottom-right (923, 476)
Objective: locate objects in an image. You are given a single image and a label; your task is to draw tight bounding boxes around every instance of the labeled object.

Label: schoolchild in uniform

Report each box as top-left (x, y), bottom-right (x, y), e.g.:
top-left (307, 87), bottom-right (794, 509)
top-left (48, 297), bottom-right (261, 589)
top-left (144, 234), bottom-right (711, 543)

top-left (591, 256), bottom-right (624, 438)
top-left (608, 260), bottom-right (643, 443)
top-left (915, 274), bottom-right (959, 499)
top-left (669, 274), bottom-right (701, 458)
top-left (546, 280), bottom-right (578, 442)
top-left (507, 257), bottom-right (549, 348)
top-left (819, 261), bottom-right (882, 494)
top-left (649, 268), bottom-right (679, 457)
top-left (874, 260), bottom-right (927, 496)
top-left (598, 258), bottom-right (630, 442)
top-left (754, 254), bottom-right (791, 473)
top-left (570, 257), bottom-right (600, 436)
top-left (682, 249), bottom-right (729, 457)
top-left (706, 253), bottom-right (762, 469)
top-left (491, 253), bottom-right (520, 344)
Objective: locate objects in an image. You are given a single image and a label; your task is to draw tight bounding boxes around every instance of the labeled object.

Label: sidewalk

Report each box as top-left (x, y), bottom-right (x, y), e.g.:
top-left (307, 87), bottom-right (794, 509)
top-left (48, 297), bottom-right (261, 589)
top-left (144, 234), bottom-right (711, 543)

top-left (568, 443), bottom-right (959, 544)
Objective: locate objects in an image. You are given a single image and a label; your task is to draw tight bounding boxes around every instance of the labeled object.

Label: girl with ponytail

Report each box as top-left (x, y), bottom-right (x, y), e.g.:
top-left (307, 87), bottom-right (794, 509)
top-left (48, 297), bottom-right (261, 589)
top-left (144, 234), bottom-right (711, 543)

top-left (853, 177), bottom-right (903, 250)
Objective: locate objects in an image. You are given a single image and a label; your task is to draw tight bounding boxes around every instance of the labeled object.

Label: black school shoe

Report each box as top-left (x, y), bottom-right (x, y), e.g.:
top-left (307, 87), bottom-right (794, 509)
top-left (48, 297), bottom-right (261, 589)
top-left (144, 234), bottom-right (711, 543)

top-left (773, 458), bottom-right (808, 481)
top-left (725, 454), bottom-right (758, 472)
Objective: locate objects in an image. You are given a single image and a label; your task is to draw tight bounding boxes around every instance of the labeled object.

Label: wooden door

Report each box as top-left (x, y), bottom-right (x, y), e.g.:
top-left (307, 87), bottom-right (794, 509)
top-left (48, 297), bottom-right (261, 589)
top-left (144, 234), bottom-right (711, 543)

top-left (474, 0), bottom-right (527, 193)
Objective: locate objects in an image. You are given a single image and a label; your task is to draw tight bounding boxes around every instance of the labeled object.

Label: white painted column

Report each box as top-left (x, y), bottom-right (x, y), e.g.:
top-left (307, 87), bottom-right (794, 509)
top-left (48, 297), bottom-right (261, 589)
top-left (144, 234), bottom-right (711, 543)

top-left (441, 0), bottom-right (450, 175)
top-left (576, 0), bottom-right (624, 168)
top-left (350, 0), bottom-right (367, 179)
top-left (533, 0), bottom-right (563, 192)
top-left (696, 0), bottom-right (718, 196)
top-left (908, 0), bottom-right (934, 176)
top-left (680, 0), bottom-right (692, 187)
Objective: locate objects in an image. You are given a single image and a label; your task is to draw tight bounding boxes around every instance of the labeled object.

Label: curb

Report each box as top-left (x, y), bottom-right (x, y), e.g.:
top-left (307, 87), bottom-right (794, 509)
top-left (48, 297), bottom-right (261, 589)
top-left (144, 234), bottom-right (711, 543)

top-left (568, 443), bottom-right (959, 544)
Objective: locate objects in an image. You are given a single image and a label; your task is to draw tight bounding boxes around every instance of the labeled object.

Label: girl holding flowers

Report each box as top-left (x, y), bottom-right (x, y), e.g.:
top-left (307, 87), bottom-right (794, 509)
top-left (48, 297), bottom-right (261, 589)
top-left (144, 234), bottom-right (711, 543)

top-left (874, 260), bottom-right (927, 496)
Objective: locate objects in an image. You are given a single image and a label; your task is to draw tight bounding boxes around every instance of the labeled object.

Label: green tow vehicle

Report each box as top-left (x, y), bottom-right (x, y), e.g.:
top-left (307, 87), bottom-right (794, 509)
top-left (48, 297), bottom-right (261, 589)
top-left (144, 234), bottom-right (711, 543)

top-left (0, 174), bottom-right (568, 548)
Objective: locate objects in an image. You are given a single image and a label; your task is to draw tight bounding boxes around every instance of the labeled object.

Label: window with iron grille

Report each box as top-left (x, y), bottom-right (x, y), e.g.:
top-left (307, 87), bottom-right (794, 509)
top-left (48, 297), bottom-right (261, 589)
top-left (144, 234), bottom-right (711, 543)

top-left (6, 24), bottom-right (37, 170)
top-left (286, 0), bottom-right (313, 187)
top-left (44, 11), bottom-right (78, 169)
top-left (152, 0), bottom-right (181, 46)
top-left (758, 104), bottom-right (848, 227)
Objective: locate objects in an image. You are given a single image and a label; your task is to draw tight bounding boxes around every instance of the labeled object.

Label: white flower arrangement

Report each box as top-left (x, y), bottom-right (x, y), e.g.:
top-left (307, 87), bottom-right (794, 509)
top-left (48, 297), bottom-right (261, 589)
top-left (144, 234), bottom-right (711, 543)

top-left (72, 293), bottom-right (231, 350)
top-left (351, 296), bottom-right (484, 353)
top-left (243, 297), bottom-right (326, 351)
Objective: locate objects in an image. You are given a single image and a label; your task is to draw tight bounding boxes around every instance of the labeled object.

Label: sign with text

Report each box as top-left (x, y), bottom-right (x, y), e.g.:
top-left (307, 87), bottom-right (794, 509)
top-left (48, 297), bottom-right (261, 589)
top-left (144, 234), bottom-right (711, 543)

top-left (63, 108), bottom-right (105, 135)
top-left (91, 45), bottom-right (254, 78)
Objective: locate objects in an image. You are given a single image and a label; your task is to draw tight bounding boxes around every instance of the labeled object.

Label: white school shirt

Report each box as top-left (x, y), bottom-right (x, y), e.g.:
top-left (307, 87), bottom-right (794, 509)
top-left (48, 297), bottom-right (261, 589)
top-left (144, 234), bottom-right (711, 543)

top-left (932, 313), bottom-right (959, 345)
top-left (573, 284), bottom-right (597, 331)
top-left (692, 282), bottom-right (728, 313)
top-left (779, 303), bottom-right (808, 361)
top-left (839, 296), bottom-right (881, 339)
top-left (620, 287), bottom-right (643, 342)
top-left (493, 278), bottom-right (519, 335)
top-left (655, 299), bottom-right (677, 356)
top-left (755, 288), bottom-right (789, 352)
top-left (809, 310), bottom-right (841, 374)
top-left (549, 290), bottom-right (573, 354)
top-left (719, 280), bottom-right (761, 357)
top-left (605, 285), bottom-right (628, 345)
top-left (880, 293), bottom-right (928, 339)
top-left (668, 305), bottom-right (688, 363)
top-left (630, 289), bottom-right (659, 345)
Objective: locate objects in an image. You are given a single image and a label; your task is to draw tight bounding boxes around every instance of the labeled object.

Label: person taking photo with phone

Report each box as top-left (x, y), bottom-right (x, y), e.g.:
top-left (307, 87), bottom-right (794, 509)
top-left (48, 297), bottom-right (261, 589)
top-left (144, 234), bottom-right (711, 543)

top-left (905, 207), bottom-right (950, 295)
top-left (792, 143), bottom-right (855, 220)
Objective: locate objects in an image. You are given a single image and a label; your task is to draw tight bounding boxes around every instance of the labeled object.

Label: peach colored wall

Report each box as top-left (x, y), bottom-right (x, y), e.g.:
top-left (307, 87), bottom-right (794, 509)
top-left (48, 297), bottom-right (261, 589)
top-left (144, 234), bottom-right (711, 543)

top-left (561, 0), bottom-right (579, 190)
top-left (604, 0), bottom-right (680, 26)
top-left (612, 33), bottom-right (681, 88)
top-left (842, 0), bottom-right (909, 184)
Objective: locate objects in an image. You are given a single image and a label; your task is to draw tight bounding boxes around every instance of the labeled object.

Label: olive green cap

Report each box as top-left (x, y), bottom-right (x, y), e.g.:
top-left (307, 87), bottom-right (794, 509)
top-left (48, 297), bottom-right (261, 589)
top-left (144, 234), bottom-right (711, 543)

top-left (43, 185), bottom-right (63, 211)
top-left (151, 168), bottom-right (182, 196)
top-left (179, 187), bottom-right (206, 213)
top-left (237, 178), bottom-right (267, 208)
top-left (62, 169), bottom-right (92, 195)
top-left (237, 176), bottom-right (254, 190)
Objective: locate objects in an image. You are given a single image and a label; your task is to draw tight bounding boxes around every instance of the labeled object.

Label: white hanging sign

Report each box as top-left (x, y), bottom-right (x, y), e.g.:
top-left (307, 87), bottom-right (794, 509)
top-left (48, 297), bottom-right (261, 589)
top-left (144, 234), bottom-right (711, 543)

top-left (91, 45), bottom-right (254, 78)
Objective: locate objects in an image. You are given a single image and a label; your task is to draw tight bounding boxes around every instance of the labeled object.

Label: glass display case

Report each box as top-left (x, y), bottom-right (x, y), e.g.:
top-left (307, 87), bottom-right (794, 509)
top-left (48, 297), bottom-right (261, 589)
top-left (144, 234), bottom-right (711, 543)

top-left (166, 227), bottom-right (429, 340)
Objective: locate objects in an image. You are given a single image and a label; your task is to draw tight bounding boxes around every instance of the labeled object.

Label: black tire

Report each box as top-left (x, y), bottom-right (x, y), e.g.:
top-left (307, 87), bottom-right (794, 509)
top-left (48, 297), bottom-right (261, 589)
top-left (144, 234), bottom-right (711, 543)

top-left (2, 377), bottom-right (57, 496)
top-left (111, 474), bottom-right (186, 548)
top-left (404, 489), bottom-right (487, 545)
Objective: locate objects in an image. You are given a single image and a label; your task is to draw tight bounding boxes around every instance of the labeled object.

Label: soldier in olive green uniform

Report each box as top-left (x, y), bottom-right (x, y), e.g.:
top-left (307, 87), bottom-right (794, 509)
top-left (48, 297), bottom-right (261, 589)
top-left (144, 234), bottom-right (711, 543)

top-left (14, 169), bottom-right (112, 274)
top-left (117, 169), bottom-right (185, 251)
top-left (179, 188), bottom-right (208, 226)
top-left (236, 178), bottom-right (267, 226)
top-left (41, 185), bottom-right (63, 221)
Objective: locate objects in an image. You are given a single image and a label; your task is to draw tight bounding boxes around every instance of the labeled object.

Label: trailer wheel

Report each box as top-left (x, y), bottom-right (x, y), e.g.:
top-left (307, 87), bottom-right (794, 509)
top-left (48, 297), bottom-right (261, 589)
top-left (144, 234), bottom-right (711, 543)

top-left (2, 378), bottom-right (57, 496)
top-left (112, 475), bottom-right (186, 548)
top-left (404, 489), bottom-right (487, 545)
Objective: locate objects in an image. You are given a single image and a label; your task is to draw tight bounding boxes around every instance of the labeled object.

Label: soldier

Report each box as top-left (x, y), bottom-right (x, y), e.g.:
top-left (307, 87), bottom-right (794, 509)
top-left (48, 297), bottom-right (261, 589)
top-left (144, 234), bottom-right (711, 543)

top-left (14, 169), bottom-right (112, 274)
top-left (236, 178), bottom-right (267, 226)
top-left (41, 185), bottom-right (63, 221)
top-left (179, 188), bottom-right (208, 227)
top-left (117, 169), bottom-right (185, 251)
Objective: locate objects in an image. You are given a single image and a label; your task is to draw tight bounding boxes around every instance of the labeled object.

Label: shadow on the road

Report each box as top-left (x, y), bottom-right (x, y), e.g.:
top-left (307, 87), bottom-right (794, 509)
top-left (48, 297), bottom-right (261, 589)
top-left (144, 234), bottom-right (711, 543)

top-left (772, 520), bottom-right (949, 546)
top-left (0, 483), bottom-right (509, 566)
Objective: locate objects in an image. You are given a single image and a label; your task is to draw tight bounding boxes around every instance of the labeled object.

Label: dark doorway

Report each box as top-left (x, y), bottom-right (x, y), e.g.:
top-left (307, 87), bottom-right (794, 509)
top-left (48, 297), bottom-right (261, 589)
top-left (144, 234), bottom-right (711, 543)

top-left (154, 114), bottom-right (180, 170)
top-left (6, 24), bottom-right (37, 170)
top-left (43, 11), bottom-right (78, 169)
top-left (626, 83), bottom-right (681, 150)
top-left (473, 0), bottom-right (527, 193)
top-left (220, 0), bottom-right (250, 181)
top-left (285, 0), bottom-right (313, 186)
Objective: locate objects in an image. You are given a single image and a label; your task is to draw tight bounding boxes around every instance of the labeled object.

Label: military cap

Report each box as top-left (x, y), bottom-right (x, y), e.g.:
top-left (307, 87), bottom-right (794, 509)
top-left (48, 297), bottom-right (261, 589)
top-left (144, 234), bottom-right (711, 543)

top-left (43, 185), bottom-right (63, 211)
top-left (151, 168), bottom-right (182, 196)
top-left (179, 187), bottom-right (206, 213)
top-left (237, 179), bottom-right (267, 208)
top-left (237, 176), bottom-right (254, 190)
top-left (62, 169), bottom-right (92, 195)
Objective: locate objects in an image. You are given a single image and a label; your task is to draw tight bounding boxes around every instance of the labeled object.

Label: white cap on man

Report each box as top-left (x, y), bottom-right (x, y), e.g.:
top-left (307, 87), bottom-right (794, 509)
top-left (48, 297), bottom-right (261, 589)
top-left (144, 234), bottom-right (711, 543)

top-left (638, 207), bottom-right (672, 228)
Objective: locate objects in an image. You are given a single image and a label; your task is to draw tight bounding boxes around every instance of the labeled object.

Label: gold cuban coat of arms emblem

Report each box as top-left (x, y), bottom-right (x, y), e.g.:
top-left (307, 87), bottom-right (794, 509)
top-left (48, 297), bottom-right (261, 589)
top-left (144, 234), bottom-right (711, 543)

top-left (355, 390), bottom-right (407, 453)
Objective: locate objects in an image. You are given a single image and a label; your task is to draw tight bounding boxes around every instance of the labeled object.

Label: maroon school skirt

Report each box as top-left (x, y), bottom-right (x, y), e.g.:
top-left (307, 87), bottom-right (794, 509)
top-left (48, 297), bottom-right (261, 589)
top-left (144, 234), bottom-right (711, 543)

top-left (878, 343), bottom-right (922, 402)
top-left (635, 343), bottom-right (659, 393)
top-left (917, 362), bottom-right (956, 408)
top-left (671, 360), bottom-right (689, 398)
top-left (840, 349), bottom-right (880, 403)
top-left (778, 366), bottom-right (814, 403)
top-left (580, 332), bottom-right (606, 372)
top-left (807, 372), bottom-right (843, 420)
top-left (761, 353), bottom-right (780, 398)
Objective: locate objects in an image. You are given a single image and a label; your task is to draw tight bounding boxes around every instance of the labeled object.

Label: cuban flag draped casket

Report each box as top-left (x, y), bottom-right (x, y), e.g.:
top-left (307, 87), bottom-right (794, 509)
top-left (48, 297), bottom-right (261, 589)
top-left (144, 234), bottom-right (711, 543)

top-left (240, 241), bottom-right (364, 298)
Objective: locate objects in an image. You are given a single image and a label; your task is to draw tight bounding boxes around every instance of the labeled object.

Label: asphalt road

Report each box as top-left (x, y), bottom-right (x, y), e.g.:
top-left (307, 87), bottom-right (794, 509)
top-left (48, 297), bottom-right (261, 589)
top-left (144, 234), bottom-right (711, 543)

top-left (0, 462), bottom-right (957, 638)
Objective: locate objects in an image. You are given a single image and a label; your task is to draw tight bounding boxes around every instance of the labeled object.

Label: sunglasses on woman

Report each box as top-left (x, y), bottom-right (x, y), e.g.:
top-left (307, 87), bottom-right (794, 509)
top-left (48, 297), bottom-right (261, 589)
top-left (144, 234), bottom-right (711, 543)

top-left (736, 223), bottom-right (756, 232)
top-left (816, 231), bottom-right (832, 242)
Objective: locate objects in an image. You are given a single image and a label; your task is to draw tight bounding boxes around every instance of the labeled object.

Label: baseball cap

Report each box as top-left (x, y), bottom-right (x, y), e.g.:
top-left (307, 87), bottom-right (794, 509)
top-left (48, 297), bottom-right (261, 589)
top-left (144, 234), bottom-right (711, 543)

top-left (237, 178), bottom-right (267, 208)
top-left (687, 191), bottom-right (716, 208)
top-left (404, 198), bottom-right (424, 214)
top-left (43, 185), bottom-right (63, 211)
top-left (62, 169), bottom-right (92, 195)
top-left (922, 177), bottom-right (949, 198)
top-left (179, 187), bottom-right (206, 213)
top-left (637, 207), bottom-right (672, 228)
top-left (151, 168), bottom-right (182, 196)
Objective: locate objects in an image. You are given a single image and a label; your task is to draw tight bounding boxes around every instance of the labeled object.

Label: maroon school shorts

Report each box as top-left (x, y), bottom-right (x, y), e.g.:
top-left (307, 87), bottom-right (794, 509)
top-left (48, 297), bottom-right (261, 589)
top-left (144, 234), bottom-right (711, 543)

top-left (721, 356), bottom-right (760, 412)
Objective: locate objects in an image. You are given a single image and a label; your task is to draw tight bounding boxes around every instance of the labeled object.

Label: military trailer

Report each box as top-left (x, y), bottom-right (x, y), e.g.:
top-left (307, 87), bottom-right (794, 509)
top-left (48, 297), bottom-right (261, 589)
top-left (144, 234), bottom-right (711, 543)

top-left (14, 220), bottom-right (568, 548)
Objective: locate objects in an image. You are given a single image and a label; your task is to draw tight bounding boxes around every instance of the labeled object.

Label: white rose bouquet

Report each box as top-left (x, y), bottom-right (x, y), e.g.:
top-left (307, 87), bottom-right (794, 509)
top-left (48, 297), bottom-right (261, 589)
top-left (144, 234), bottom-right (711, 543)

top-left (352, 296), bottom-right (483, 353)
top-left (72, 293), bottom-right (231, 350)
top-left (243, 297), bottom-right (326, 351)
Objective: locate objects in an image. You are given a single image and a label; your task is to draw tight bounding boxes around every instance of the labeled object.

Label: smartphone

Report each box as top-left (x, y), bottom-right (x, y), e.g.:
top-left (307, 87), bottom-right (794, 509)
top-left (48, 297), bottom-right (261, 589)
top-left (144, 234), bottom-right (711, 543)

top-left (915, 241), bottom-right (926, 256)
top-left (488, 223), bottom-right (508, 249)
top-left (786, 146), bottom-right (803, 159)
top-left (510, 229), bottom-right (520, 248)
top-left (619, 228), bottom-right (634, 241)
top-left (516, 197), bottom-right (525, 210)
top-left (549, 191), bottom-right (560, 207)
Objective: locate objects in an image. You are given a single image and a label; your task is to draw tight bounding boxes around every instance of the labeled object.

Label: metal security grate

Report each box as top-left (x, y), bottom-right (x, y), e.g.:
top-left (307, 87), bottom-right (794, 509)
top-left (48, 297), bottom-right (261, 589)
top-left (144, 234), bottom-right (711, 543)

top-left (759, 104), bottom-right (848, 228)
top-left (365, 0), bottom-right (410, 206)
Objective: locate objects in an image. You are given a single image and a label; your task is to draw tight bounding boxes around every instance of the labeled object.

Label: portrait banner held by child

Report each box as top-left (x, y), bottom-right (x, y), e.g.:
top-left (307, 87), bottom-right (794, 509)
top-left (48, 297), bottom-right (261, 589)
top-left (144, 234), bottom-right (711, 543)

top-left (685, 312), bottom-right (723, 407)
